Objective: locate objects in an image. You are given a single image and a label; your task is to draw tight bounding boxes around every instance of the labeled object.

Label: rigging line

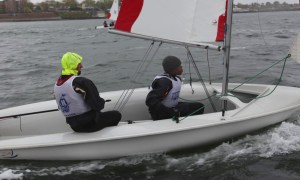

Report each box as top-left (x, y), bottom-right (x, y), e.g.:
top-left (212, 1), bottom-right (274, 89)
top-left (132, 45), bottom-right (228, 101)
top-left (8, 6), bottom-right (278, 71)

top-left (115, 54), bottom-right (152, 111)
top-left (231, 54), bottom-right (290, 91)
top-left (206, 48), bottom-right (212, 85)
top-left (179, 92), bottom-right (218, 102)
top-left (228, 54), bottom-right (289, 100)
top-left (140, 42), bottom-right (163, 76)
top-left (0, 109), bottom-right (59, 120)
top-left (116, 41), bottom-right (158, 111)
top-left (118, 42), bottom-right (163, 112)
top-left (19, 116), bottom-right (22, 132)
top-left (185, 47), bottom-right (217, 112)
top-left (176, 95), bottom-right (223, 122)
top-left (187, 51), bottom-right (194, 94)
top-left (256, 0), bottom-right (268, 46)
top-left (175, 106), bottom-right (205, 122)
top-left (175, 55), bottom-right (290, 122)
top-left (131, 41), bottom-right (156, 81)
top-left (114, 41), bottom-right (155, 110)
top-left (174, 55), bottom-right (289, 122)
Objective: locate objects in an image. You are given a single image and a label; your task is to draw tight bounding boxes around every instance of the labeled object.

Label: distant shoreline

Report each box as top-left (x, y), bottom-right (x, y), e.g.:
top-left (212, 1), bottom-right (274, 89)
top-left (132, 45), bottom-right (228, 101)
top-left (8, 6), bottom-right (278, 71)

top-left (234, 8), bottom-right (300, 13)
top-left (0, 9), bottom-right (299, 22)
top-left (0, 17), bottom-right (103, 22)
top-left (0, 17), bottom-right (61, 22)
top-left (0, 12), bottom-right (103, 22)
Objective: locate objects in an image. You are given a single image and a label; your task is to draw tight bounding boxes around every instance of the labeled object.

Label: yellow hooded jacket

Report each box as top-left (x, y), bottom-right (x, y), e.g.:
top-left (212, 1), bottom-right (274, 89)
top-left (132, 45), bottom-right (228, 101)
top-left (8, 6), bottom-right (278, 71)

top-left (61, 52), bottom-right (82, 75)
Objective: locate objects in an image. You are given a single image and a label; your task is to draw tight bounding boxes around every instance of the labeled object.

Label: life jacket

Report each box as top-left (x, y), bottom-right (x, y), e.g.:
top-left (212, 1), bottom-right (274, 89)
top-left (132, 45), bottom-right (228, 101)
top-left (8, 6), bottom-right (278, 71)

top-left (54, 76), bottom-right (91, 117)
top-left (154, 74), bottom-right (181, 108)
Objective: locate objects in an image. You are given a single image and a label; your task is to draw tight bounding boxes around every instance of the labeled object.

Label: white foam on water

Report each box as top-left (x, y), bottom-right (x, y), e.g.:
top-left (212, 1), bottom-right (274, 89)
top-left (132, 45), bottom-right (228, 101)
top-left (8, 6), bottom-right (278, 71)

top-left (2, 153), bottom-right (164, 177)
top-left (162, 115), bottom-right (300, 170)
top-left (78, 27), bottom-right (89, 31)
top-left (192, 118), bottom-right (300, 166)
top-left (25, 162), bottom-right (107, 176)
top-left (0, 169), bottom-right (23, 180)
top-left (231, 46), bottom-right (246, 50)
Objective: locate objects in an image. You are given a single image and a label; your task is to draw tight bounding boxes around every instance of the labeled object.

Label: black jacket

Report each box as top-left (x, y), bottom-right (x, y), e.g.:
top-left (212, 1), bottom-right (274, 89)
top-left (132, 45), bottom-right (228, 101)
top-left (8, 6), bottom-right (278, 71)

top-left (72, 76), bottom-right (105, 112)
top-left (57, 75), bottom-right (105, 127)
top-left (146, 74), bottom-right (181, 120)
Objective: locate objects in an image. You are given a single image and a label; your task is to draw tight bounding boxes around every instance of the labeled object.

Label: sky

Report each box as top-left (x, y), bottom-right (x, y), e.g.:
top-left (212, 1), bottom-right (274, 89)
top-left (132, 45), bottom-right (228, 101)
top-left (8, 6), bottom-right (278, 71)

top-left (29, 0), bottom-right (299, 5)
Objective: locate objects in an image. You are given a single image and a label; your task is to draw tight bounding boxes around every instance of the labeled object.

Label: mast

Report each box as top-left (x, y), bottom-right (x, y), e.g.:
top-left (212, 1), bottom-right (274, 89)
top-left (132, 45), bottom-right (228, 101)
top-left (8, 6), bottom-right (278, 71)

top-left (221, 0), bottom-right (233, 118)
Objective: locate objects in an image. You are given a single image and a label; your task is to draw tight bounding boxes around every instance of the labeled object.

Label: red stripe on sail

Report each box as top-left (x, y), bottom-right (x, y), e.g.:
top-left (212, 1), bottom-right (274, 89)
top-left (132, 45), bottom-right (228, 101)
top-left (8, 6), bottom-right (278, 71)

top-left (115, 0), bottom-right (144, 32)
top-left (216, 14), bottom-right (225, 41)
top-left (216, 0), bottom-right (228, 42)
top-left (107, 12), bottom-right (111, 19)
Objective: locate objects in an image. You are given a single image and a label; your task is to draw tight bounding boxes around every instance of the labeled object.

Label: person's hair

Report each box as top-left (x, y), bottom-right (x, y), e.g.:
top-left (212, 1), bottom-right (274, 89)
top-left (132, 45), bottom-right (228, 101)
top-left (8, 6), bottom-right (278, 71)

top-left (162, 56), bottom-right (181, 73)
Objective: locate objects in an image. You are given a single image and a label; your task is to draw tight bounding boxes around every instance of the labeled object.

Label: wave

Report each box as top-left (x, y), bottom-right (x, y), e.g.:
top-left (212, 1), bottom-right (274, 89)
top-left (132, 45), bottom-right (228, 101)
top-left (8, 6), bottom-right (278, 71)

top-left (0, 169), bottom-right (23, 180)
top-left (0, 30), bottom-right (43, 36)
top-left (0, 153), bottom-right (164, 179)
top-left (190, 117), bottom-right (300, 166)
top-left (245, 33), bottom-right (261, 38)
top-left (274, 35), bottom-right (290, 39)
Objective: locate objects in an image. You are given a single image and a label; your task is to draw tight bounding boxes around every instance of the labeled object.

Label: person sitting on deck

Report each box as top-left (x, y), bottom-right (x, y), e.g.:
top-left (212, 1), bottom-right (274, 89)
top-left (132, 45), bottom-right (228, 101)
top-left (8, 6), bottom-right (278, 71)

top-left (109, 21), bottom-right (115, 27)
top-left (103, 20), bottom-right (108, 27)
top-left (54, 52), bottom-right (121, 132)
top-left (146, 56), bottom-right (205, 120)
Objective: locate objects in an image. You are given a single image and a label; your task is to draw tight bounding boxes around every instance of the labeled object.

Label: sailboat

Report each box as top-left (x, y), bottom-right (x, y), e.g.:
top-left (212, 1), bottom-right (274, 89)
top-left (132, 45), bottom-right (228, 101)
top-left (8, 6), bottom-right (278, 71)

top-left (95, 0), bottom-right (119, 29)
top-left (1, 0), bottom-right (300, 160)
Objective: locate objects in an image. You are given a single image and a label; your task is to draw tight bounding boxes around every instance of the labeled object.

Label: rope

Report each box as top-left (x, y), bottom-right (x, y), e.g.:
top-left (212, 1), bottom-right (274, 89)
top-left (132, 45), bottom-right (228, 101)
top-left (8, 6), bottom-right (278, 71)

top-left (185, 47), bottom-right (217, 112)
top-left (118, 42), bottom-right (163, 112)
top-left (114, 41), bottom-right (155, 110)
top-left (256, 1), bottom-right (268, 46)
top-left (175, 95), bottom-right (221, 122)
top-left (115, 41), bottom-right (163, 112)
top-left (206, 48), bottom-right (212, 85)
top-left (187, 53), bottom-right (195, 94)
top-left (231, 54), bottom-right (290, 92)
top-left (175, 54), bottom-right (291, 123)
top-left (228, 54), bottom-right (290, 100)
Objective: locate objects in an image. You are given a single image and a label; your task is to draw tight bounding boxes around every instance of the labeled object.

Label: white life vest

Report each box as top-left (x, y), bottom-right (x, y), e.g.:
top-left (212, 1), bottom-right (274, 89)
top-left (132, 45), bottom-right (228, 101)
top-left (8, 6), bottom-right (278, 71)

top-left (154, 75), bottom-right (182, 108)
top-left (54, 76), bottom-right (91, 117)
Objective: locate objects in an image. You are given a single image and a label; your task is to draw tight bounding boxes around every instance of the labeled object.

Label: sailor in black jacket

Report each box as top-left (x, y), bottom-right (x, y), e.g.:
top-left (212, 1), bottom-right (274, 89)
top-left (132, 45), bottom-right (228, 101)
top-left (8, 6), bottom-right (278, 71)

top-left (54, 52), bottom-right (121, 132)
top-left (146, 56), bottom-right (204, 120)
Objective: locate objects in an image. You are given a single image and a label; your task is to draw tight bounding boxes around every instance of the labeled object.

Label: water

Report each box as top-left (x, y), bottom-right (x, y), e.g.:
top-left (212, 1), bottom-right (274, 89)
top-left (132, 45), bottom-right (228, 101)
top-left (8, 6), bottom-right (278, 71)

top-left (0, 11), bottom-right (300, 179)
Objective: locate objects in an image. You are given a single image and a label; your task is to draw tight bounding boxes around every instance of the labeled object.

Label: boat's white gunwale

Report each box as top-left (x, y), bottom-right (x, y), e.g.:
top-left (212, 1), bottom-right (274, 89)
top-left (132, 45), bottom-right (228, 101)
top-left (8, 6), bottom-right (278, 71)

top-left (1, 101), bottom-right (299, 151)
top-left (1, 83), bottom-right (299, 152)
top-left (230, 87), bottom-right (270, 116)
top-left (0, 83), bottom-right (276, 119)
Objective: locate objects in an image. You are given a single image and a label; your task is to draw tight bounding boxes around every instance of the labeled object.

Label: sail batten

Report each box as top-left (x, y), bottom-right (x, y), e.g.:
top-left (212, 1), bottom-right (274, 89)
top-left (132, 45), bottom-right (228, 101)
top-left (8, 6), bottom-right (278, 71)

top-left (115, 0), bottom-right (227, 45)
top-left (109, 29), bottom-right (222, 51)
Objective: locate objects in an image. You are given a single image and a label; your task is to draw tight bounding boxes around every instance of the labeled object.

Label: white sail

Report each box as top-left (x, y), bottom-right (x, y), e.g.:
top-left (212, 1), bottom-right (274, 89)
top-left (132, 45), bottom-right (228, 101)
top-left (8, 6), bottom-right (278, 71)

top-left (291, 33), bottom-right (300, 64)
top-left (107, 0), bottom-right (119, 21)
top-left (114, 0), bottom-right (226, 44)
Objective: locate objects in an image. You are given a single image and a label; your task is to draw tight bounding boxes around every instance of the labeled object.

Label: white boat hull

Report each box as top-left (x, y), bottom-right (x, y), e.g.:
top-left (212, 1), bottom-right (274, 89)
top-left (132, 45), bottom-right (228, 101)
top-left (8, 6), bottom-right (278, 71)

top-left (7, 109), bottom-right (297, 160)
top-left (95, 25), bottom-right (115, 30)
top-left (0, 83), bottom-right (300, 160)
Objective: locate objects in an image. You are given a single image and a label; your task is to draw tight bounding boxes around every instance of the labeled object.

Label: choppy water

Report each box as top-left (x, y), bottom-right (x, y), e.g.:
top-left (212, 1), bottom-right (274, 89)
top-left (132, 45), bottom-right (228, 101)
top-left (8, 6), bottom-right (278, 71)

top-left (0, 11), bottom-right (300, 179)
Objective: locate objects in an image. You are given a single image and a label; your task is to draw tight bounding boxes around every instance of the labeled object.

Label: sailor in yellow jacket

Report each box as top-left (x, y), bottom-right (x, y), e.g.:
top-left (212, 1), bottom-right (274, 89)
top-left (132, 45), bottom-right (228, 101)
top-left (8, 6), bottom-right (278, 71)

top-left (54, 52), bottom-right (121, 132)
